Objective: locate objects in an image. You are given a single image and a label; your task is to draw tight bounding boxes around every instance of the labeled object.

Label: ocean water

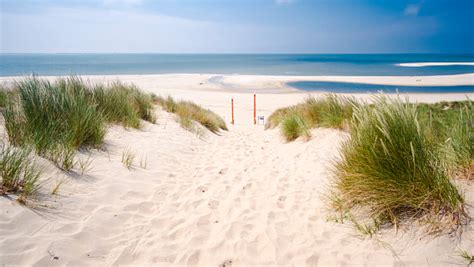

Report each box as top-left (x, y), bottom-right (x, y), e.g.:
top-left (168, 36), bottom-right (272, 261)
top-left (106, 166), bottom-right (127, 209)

top-left (288, 81), bottom-right (474, 93)
top-left (1, 53), bottom-right (474, 77)
top-left (1, 54), bottom-right (473, 93)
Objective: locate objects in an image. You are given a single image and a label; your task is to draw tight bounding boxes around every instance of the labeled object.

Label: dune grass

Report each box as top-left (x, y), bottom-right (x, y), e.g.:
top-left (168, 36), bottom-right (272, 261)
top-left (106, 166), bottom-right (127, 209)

top-left (1, 76), bottom-right (156, 170)
top-left (3, 77), bottom-right (105, 169)
top-left (92, 82), bottom-right (156, 128)
top-left (121, 149), bottom-right (135, 170)
top-left (417, 100), bottom-right (473, 176)
top-left (154, 95), bottom-right (227, 134)
top-left (281, 112), bottom-right (311, 142)
top-left (0, 144), bottom-right (41, 202)
top-left (266, 94), bottom-right (356, 141)
top-left (459, 249), bottom-right (474, 265)
top-left (0, 87), bottom-right (7, 108)
top-left (269, 94), bottom-right (471, 230)
top-left (332, 96), bottom-right (466, 229)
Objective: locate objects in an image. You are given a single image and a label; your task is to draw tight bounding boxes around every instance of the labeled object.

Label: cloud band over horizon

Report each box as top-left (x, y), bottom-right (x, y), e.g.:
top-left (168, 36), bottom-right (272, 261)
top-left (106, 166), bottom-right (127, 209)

top-left (1, 0), bottom-right (472, 53)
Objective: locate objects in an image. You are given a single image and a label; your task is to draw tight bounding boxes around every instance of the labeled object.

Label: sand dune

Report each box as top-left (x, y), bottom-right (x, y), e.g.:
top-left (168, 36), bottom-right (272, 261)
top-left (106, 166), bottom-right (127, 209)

top-left (1, 75), bottom-right (473, 266)
top-left (2, 110), bottom-right (472, 266)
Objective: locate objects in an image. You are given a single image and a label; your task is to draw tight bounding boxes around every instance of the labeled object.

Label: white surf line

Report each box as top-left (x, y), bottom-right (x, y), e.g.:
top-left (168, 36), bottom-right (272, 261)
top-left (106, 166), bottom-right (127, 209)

top-left (397, 62), bottom-right (474, 67)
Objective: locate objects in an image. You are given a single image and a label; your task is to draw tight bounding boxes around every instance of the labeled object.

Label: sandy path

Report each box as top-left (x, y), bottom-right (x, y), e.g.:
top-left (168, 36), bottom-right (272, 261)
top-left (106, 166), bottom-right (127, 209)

top-left (1, 74), bottom-right (473, 266)
top-left (1, 109), bottom-right (473, 266)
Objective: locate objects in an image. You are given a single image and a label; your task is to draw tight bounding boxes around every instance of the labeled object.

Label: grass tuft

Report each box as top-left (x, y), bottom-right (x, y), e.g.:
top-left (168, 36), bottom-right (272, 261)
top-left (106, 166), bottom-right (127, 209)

top-left (1, 76), bottom-right (156, 170)
top-left (155, 96), bottom-right (227, 134)
top-left (51, 179), bottom-right (66, 195)
top-left (121, 149), bottom-right (135, 170)
top-left (139, 154), bottom-right (148, 169)
top-left (0, 144), bottom-right (41, 201)
top-left (76, 155), bottom-right (93, 175)
top-left (459, 249), bottom-right (474, 265)
top-left (266, 94), bottom-right (356, 140)
top-left (92, 81), bottom-right (156, 128)
top-left (0, 87), bottom-right (8, 107)
top-left (281, 111), bottom-right (311, 142)
top-left (332, 95), bottom-right (465, 228)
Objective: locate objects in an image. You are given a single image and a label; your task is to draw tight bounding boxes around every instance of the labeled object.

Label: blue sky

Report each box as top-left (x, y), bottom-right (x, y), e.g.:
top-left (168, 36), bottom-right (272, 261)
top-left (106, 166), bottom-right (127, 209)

top-left (1, 0), bottom-right (473, 53)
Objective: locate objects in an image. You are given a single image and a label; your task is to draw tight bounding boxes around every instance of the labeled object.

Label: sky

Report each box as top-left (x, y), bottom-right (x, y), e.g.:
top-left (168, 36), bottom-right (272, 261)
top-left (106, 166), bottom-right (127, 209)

top-left (0, 0), bottom-right (473, 53)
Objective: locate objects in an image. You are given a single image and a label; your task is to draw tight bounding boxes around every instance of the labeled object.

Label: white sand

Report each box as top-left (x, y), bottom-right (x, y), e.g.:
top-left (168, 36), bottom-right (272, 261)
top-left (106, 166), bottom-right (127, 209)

top-left (398, 62), bottom-right (474, 67)
top-left (0, 74), bottom-right (473, 266)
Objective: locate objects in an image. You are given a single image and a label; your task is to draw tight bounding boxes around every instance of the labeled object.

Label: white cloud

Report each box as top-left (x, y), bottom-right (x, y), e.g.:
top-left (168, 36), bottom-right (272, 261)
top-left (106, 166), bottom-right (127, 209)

top-left (404, 4), bottom-right (421, 16)
top-left (275, 0), bottom-right (295, 5)
top-left (0, 6), bottom-right (280, 53)
top-left (102, 0), bottom-right (144, 7)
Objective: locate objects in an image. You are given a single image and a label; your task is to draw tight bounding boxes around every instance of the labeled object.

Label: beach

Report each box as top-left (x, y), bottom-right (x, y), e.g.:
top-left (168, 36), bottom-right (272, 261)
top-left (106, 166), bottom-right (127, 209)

top-left (0, 74), bottom-right (473, 266)
top-left (1, 73), bottom-right (473, 123)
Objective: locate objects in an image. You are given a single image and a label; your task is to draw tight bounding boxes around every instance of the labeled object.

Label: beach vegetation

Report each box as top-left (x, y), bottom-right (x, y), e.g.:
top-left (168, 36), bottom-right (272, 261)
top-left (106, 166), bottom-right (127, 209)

top-left (92, 82), bottom-right (156, 128)
top-left (270, 96), bottom-right (471, 230)
top-left (0, 144), bottom-right (41, 201)
top-left (266, 94), bottom-right (356, 138)
top-left (51, 178), bottom-right (66, 195)
top-left (121, 149), bottom-right (135, 170)
top-left (2, 77), bottom-right (105, 170)
top-left (332, 95), bottom-right (467, 230)
top-left (265, 107), bottom-right (293, 130)
top-left (76, 155), bottom-right (93, 175)
top-left (459, 249), bottom-right (474, 265)
top-left (139, 154), bottom-right (148, 169)
top-left (154, 96), bottom-right (227, 134)
top-left (281, 112), bottom-right (311, 141)
top-left (349, 215), bottom-right (380, 238)
top-left (0, 87), bottom-right (8, 107)
top-left (1, 76), bottom-right (156, 171)
top-left (417, 100), bottom-right (473, 176)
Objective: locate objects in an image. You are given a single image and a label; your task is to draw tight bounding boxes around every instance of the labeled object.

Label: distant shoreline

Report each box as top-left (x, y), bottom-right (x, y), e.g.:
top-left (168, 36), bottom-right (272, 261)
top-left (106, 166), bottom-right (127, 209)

top-left (2, 54), bottom-right (474, 77)
top-left (1, 73), bottom-right (473, 86)
top-left (398, 62), bottom-right (474, 67)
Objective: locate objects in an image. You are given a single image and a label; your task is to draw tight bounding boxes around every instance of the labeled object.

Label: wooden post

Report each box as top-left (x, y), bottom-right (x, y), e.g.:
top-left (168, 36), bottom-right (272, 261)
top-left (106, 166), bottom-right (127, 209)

top-left (231, 98), bottom-right (234, 125)
top-left (253, 93), bottom-right (256, 125)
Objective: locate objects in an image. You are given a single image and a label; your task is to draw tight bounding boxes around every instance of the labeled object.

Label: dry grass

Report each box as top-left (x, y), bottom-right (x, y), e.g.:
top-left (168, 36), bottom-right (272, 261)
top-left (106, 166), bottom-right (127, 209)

top-left (121, 149), bottom-right (135, 170)
top-left (154, 95), bottom-right (227, 134)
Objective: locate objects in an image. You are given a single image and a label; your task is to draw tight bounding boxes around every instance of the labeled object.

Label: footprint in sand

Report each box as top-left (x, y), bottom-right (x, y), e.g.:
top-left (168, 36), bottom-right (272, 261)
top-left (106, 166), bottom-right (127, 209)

top-left (277, 196), bottom-right (286, 209)
top-left (197, 186), bottom-right (207, 193)
top-left (208, 199), bottom-right (219, 209)
top-left (218, 168), bottom-right (228, 175)
top-left (219, 259), bottom-right (233, 267)
top-left (242, 183), bottom-right (252, 190)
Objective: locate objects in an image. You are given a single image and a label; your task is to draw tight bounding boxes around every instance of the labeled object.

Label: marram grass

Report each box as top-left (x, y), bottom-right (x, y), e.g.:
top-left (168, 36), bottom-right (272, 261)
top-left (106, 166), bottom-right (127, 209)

top-left (0, 87), bottom-right (8, 107)
top-left (0, 144), bottom-right (41, 202)
top-left (266, 94), bottom-right (356, 141)
top-left (154, 95), bottom-right (227, 134)
top-left (332, 96), bottom-right (466, 227)
top-left (417, 100), bottom-right (473, 176)
top-left (1, 76), bottom-right (156, 170)
top-left (92, 82), bottom-right (156, 128)
top-left (281, 111), bottom-right (311, 142)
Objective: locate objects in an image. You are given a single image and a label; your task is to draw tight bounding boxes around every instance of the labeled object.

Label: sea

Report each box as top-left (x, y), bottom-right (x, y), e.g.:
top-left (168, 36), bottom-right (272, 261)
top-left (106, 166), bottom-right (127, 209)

top-left (1, 54), bottom-right (473, 93)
